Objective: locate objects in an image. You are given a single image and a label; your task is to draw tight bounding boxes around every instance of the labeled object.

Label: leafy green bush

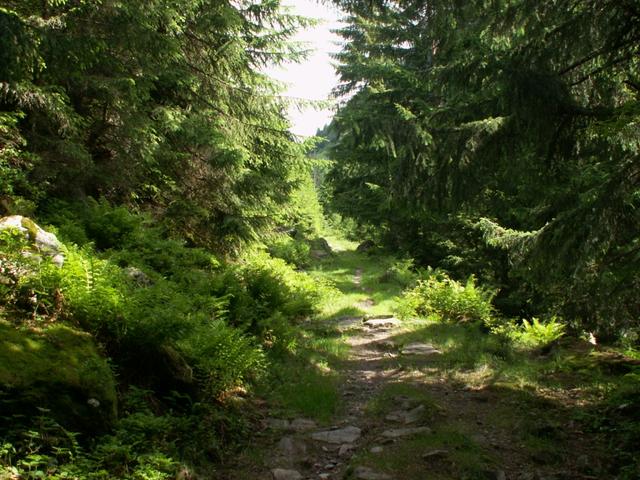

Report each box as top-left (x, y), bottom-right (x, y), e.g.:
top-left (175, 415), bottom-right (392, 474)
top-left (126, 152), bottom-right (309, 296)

top-left (267, 234), bottom-right (311, 268)
top-left (379, 258), bottom-right (417, 287)
top-left (397, 271), bottom-right (494, 324)
top-left (221, 250), bottom-right (332, 336)
top-left (513, 317), bottom-right (566, 349)
top-left (180, 321), bottom-right (265, 396)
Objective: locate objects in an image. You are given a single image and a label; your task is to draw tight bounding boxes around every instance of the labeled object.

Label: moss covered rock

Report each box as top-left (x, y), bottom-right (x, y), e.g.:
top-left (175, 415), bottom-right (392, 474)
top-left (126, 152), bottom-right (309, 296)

top-left (0, 321), bottom-right (117, 433)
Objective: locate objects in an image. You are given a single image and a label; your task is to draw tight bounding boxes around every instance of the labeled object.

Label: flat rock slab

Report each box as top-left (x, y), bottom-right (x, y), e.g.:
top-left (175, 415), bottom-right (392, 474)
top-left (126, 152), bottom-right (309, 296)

top-left (290, 418), bottom-right (317, 432)
top-left (354, 466), bottom-right (392, 480)
top-left (266, 418), bottom-right (290, 430)
top-left (422, 449), bottom-right (449, 460)
top-left (338, 443), bottom-right (354, 457)
top-left (272, 468), bottom-right (302, 480)
top-left (381, 426), bottom-right (431, 438)
top-left (364, 317), bottom-right (401, 328)
top-left (385, 404), bottom-right (426, 424)
top-left (277, 436), bottom-right (307, 459)
top-left (311, 426), bottom-right (361, 444)
top-left (334, 316), bottom-right (363, 330)
top-left (401, 342), bottom-right (442, 356)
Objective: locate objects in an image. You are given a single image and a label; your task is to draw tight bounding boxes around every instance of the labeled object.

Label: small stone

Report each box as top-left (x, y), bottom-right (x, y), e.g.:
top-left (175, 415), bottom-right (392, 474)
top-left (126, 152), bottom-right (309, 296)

top-left (338, 444), bottom-right (354, 457)
top-left (266, 418), bottom-right (291, 430)
top-left (319, 474), bottom-right (331, 480)
top-left (403, 405), bottom-right (426, 423)
top-left (364, 317), bottom-right (401, 328)
top-left (354, 466), bottom-right (392, 480)
top-left (271, 468), bottom-right (302, 480)
top-left (311, 426), bottom-right (361, 444)
top-left (324, 463), bottom-right (336, 469)
top-left (381, 426), bottom-right (431, 438)
top-left (385, 404), bottom-right (425, 424)
top-left (401, 342), bottom-right (442, 356)
top-left (421, 449), bottom-right (448, 460)
top-left (291, 418), bottom-right (317, 432)
top-left (370, 446), bottom-right (384, 454)
top-left (277, 436), bottom-right (307, 459)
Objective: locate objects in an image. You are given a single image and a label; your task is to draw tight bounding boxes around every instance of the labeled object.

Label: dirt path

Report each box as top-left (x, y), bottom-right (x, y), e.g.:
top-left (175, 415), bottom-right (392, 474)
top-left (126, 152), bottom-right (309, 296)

top-left (221, 262), bottom-right (608, 480)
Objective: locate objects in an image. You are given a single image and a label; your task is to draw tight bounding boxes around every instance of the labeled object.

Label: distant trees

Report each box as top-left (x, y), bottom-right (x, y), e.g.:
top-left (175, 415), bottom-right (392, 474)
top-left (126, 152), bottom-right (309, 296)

top-left (0, 0), bottom-right (312, 251)
top-left (327, 0), bottom-right (640, 338)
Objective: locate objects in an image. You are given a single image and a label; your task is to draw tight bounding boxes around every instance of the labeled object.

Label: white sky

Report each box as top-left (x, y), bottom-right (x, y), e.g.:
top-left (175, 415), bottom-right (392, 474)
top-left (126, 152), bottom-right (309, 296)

top-left (266, 0), bottom-right (344, 137)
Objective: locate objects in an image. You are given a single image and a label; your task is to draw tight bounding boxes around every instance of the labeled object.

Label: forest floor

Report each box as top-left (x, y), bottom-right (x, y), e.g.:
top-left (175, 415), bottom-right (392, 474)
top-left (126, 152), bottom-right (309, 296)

top-left (218, 239), bottom-right (624, 480)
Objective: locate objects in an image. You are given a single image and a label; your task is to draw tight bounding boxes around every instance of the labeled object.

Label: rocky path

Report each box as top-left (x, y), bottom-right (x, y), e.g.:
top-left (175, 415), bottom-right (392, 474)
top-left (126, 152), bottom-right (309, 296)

top-left (266, 314), bottom-right (432, 480)
top-left (222, 263), bottom-right (604, 480)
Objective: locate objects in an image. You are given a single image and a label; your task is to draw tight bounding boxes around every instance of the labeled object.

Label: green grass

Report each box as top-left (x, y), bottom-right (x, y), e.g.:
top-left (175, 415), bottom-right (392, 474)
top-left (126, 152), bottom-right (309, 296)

top-left (351, 427), bottom-right (493, 480)
top-left (366, 382), bottom-right (440, 418)
top-left (260, 355), bottom-right (341, 422)
top-left (310, 246), bottom-right (407, 320)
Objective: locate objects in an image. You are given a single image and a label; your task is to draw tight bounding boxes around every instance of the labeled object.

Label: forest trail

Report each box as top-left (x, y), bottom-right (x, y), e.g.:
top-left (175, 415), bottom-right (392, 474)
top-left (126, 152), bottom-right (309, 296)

top-left (221, 241), bottom-right (608, 480)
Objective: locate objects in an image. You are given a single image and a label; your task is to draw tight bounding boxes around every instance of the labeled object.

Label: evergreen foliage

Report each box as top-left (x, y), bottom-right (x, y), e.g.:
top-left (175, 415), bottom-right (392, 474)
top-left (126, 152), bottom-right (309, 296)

top-left (327, 0), bottom-right (640, 339)
top-left (0, 0), bottom-right (313, 251)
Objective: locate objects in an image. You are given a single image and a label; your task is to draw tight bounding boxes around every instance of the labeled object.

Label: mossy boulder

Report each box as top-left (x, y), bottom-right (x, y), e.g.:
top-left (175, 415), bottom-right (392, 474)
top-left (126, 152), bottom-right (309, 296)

top-left (0, 215), bottom-right (65, 266)
top-left (0, 321), bottom-right (117, 434)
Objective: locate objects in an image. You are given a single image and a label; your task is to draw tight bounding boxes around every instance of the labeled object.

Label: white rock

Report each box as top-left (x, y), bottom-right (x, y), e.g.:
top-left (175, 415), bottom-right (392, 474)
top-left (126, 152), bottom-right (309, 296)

top-left (310, 426), bottom-right (361, 444)
top-left (334, 316), bottom-right (364, 330)
top-left (381, 426), bottom-right (431, 438)
top-left (421, 449), bottom-right (448, 460)
top-left (266, 418), bottom-right (290, 430)
top-left (370, 446), bottom-right (384, 454)
top-left (290, 418), bottom-right (317, 432)
top-left (354, 466), bottom-right (392, 480)
top-left (271, 468), bottom-right (302, 480)
top-left (338, 444), bottom-right (354, 457)
top-left (277, 436), bottom-right (307, 459)
top-left (363, 317), bottom-right (401, 328)
top-left (0, 215), bottom-right (64, 266)
top-left (385, 404), bottom-right (426, 424)
top-left (400, 342), bottom-right (441, 356)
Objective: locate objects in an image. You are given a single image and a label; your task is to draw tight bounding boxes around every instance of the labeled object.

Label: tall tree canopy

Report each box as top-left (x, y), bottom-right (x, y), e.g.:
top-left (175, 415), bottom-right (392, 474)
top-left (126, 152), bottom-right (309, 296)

top-left (0, 0), bottom-right (312, 249)
top-left (327, 0), bottom-right (640, 337)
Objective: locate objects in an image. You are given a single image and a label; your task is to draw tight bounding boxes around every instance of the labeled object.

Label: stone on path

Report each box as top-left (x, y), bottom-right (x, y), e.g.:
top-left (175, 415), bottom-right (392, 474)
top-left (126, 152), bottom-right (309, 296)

top-left (381, 426), bottom-right (431, 438)
top-left (271, 468), bottom-right (302, 480)
top-left (310, 426), bottom-right (361, 444)
top-left (338, 444), bottom-right (354, 457)
top-left (354, 466), bottom-right (392, 480)
top-left (277, 436), bottom-right (307, 459)
top-left (401, 342), bottom-right (442, 356)
top-left (334, 316), bottom-right (363, 330)
top-left (364, 317), bottom-right (401, 328)
top-left (421, 449), bottom-right (448, 460)
top-left (385, 404), bottom-right (426, 424)
top-left (266, 418), bottom-right (290, 430)
top-left (290, 418), bottom-right (317, 432)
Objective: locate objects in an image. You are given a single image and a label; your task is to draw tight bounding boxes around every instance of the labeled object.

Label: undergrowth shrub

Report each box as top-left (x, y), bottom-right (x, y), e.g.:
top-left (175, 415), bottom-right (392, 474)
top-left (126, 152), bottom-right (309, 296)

top-left (487, 316), bottom-right (566, 350)
top-left (2, 202), bottom-right (333, 477)
top-left (379, 258), bottom-right (417, 287)
top-left (266, 234), bottom-right (311, 268)
top-left (221, 250), bottom-right (333, 337)
top-left (180, 321), bottom-right (265, 396)
top-left (397, 271), bottom-right (494, 324)
top-left (514, 317), bottom-right (566, 348)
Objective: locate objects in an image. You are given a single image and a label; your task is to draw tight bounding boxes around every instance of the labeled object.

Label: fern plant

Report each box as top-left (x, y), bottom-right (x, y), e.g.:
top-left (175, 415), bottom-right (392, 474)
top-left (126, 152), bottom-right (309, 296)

top-left (516, 316), bottom-right (566, 349)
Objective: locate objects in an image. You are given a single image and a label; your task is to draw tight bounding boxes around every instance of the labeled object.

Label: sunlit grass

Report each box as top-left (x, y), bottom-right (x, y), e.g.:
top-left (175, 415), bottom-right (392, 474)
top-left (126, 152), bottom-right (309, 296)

top-left (353, 427), bottom-right (492, 480)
